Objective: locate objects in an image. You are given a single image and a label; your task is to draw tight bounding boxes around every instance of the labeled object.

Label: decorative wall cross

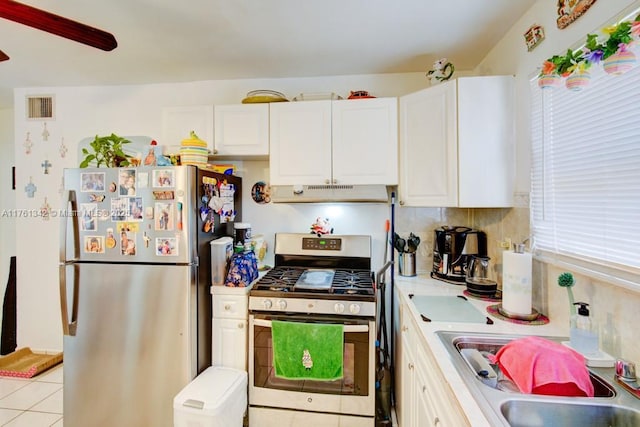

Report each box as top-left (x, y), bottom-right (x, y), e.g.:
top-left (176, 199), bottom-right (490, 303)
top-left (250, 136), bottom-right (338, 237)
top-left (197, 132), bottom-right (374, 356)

top-left (59, 137), bottom-right (68, 158)
top-left (24, 177), bottom-right (37, 198)
top-left (41, 159), bottom-right (52, 174)
top-left (24, 132), bottom-right (33, 154)
top-left (42, 122), bottom-right (50, 141)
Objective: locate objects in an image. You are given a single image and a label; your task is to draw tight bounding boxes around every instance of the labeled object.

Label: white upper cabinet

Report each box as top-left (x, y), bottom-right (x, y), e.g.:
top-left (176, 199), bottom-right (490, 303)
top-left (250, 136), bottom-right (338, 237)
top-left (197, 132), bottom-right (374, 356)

top-left (269, 100), bottom-right (333, 185)
top-left (332, 98), bottom-right (398, 185)
top-left (162, 105), bottom-right (214, 149)
top-left (214, 104), bottom-right (269, 157)
top-left (399, 76), bottom-right (515, 207)
top-left (269, 98), bottom-right (398, 186)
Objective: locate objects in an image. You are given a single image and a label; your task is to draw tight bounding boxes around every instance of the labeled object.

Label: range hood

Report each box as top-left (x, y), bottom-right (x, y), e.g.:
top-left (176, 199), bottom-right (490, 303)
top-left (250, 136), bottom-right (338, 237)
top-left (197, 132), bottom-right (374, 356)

top-left (270, 184), bottom-right (389, 203)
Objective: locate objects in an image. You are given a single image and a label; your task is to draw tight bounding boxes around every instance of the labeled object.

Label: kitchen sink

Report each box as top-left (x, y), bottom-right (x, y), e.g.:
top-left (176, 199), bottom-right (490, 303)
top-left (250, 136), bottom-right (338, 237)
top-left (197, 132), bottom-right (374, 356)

top-left (501, 399), bottom-right (640, 427)
top-left (436, 331), bottom-right (640, 426)
top-left (451, 334), bottom-right (616, 398)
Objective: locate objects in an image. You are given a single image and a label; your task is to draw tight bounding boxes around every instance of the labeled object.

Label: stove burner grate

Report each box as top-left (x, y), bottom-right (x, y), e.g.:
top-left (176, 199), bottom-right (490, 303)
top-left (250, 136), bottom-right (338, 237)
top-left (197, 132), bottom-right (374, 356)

top-left (252, 267), bottom-right (304, 292)
top-left (330, 270), bottom-right (375, 296)
top-left (252, 267), bottom-right (374, 296)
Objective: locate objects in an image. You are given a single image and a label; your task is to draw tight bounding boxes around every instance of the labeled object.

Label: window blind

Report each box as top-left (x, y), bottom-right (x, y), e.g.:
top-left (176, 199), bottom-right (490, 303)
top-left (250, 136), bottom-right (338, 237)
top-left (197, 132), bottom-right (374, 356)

top-left (530, 62), bottom-right (640, 278)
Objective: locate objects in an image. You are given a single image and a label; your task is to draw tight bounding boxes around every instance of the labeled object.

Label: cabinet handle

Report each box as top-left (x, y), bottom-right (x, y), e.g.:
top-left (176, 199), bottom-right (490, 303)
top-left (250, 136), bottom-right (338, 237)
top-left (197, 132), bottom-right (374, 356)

top-left (399, 200), bottom-right (405, 205)
top-left (422, 385), bottom-right (426, 392)
top-left (433, 416), bottom-right (441, 426)
top-left (402, 325), bottom-right (408, 332)
top-left (224, 304), bottom-right (231, 311)
top-left (238, 323), bottom-right (244, 329)
top-left (332, 178), bottom-right (337, 184)
top-left (408, 362), bottom-right (414, 370)
top-left (325, 179), bottom-right (331, 185)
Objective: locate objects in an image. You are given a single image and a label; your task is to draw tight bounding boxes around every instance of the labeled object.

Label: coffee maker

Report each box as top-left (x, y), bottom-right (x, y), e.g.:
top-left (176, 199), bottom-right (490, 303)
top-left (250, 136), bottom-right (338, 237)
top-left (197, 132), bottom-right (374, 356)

top-left (431, 226), bottom-right (487, 283)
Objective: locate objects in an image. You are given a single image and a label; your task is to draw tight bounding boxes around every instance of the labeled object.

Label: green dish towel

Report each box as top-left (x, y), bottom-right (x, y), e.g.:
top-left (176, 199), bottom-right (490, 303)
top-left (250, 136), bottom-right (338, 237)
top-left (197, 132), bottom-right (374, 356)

top-left (271, 320), bottom-right (344, 381)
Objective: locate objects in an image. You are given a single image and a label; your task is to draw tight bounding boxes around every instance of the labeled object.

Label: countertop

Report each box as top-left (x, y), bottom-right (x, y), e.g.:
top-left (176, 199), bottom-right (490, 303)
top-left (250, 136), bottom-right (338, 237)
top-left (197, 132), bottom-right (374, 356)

top-left (394, 273), bottom-right (565, 426)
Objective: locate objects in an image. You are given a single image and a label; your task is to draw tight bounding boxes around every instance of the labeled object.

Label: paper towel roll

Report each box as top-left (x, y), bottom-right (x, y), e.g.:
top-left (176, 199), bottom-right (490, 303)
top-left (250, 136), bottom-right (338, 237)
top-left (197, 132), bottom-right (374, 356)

top-left (502, 250), bottom-right (533, 315)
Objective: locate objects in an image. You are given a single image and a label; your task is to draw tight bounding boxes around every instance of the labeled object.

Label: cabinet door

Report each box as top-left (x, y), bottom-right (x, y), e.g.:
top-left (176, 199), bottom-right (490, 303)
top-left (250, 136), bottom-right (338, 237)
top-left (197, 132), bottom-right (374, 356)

top-left (398, 82), bottom-right (457, 207)
top-left (457, 76), bottom-right (515, 207)
top-left (269, 100), bottom-right (332, 185)
top-left (212, 318), bottom-right (247, 371)
top-left (417, 337), bottom-right (470, 427)
top-left (162, 105), bottom-right (214, 149)
top-left (332, 98), bottom-right (398, 185)
top-left (415, 352), bottom-right (440, 427)
top-left (214, 104), bottom-right (269, 156)
top-left (396, 303), bottom-right (416, 427)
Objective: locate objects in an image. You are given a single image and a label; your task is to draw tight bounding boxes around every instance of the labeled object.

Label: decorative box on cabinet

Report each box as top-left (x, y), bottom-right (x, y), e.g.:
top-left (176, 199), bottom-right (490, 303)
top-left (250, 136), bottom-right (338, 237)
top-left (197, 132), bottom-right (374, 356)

top-left (269, 98), bottom-right (398, 186)
top-left (211, 286), bottom-right (249, 371)
top-left (398, 76), bottom-right (515, 207)
top-left (214, 103), bottom-right (269, 157)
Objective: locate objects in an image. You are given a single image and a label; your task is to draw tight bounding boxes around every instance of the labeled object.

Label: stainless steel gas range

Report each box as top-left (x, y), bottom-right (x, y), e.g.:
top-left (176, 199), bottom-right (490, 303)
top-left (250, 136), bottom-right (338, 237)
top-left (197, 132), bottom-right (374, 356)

top-left (248, 233), bottom-right (377, 427)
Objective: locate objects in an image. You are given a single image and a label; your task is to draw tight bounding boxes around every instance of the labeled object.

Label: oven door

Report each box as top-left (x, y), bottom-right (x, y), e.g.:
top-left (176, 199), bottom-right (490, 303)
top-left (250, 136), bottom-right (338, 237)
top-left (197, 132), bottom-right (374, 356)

top-left (249, 313), bottom-right (376, 417)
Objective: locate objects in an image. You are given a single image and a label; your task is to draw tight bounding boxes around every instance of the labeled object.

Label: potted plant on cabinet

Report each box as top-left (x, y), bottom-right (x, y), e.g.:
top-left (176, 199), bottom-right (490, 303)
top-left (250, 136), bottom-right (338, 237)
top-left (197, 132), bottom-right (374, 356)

top-left (79, 133), bottom-right (132, 168)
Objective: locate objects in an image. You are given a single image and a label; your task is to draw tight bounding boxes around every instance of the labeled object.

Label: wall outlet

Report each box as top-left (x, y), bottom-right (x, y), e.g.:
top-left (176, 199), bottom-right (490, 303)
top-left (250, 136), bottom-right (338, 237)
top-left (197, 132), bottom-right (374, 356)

top-left (499, 238), bottom-right (512, 249)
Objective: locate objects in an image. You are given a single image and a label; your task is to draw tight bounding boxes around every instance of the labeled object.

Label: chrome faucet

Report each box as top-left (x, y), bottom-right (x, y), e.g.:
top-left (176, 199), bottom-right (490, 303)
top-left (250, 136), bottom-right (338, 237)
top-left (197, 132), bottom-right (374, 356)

top-left (615, 359), bottom-right (640, 399)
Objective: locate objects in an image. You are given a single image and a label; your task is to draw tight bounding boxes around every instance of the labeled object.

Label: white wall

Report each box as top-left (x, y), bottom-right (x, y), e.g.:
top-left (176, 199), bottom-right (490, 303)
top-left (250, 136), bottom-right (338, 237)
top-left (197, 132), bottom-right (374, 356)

top-left (0, 108), bottom-right (16, 332)
top-left (13, 73), bottom-right (428, 351)
top-left (477, 0), bottom-right (640, 363)
top-left (16, 0), bottom-right (640, 354)
top-left (476, 0), bottom-right (640, 193)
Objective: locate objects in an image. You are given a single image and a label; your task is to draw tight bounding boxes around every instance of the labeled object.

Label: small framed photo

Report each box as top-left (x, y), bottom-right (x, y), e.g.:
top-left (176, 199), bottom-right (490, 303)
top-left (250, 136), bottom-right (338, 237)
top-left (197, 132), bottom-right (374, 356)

top-left (84, 236), bottom-right (105, 253)
top-left (154, 202), bottom-right (174, 231)
top-left (119, 169), bottom-right (137, 196)
top-left (153, 169), bottom-right (175, 188)
top-left (119, 228), bottom-right (137, 256)
top-left (127, 197), bottom-right (144, 221)
top-left (81, 172), bottom-right (105, 192)
top-left (80, 203), bottom-right (97, 231)
top-left (156, 237), bottom-right (178, 256)
top-left (111, 198), bottom-right (128, 221)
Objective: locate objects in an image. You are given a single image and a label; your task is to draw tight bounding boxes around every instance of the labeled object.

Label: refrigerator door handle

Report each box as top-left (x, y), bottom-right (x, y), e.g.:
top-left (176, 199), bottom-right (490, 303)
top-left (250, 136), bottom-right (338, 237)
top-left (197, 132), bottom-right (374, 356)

top-left (59, 264), bottom-right (78, 336)
top-left (59, 190), bottom-right (79, 336)
top-left (59, 190), bottom-right (79, 263)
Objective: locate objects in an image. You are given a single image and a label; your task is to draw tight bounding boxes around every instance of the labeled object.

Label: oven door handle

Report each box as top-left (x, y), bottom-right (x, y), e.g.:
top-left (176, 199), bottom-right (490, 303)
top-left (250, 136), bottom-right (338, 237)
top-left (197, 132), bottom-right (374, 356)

top-left (252, 318), bottom-right (369, 333)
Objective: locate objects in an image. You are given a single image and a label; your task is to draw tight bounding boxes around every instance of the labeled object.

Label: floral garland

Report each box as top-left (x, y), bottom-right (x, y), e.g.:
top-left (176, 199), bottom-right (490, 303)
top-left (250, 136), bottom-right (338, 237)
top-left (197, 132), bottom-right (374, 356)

top-left (538, 13), bottom-right (640, 90)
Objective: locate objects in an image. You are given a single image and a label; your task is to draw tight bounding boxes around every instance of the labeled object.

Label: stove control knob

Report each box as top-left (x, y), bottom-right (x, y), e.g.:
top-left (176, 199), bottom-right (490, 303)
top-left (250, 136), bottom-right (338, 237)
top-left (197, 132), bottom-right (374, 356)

top-left (263, 299), bottom-right (273, 309)
top-left (349, 304), bottom-right (361, 315)
top-left (277, 300), bottom-right (287, 310)
top-left (334, 303), bottom-right (345, 314)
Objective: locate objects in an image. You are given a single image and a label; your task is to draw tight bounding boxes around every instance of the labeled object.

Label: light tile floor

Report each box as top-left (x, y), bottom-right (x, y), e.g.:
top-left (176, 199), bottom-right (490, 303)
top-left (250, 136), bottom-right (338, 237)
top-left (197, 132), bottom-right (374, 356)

top-left (0, 365), bottom-right (63, 427)
top-left (0, 363), bottom-right (397, 427)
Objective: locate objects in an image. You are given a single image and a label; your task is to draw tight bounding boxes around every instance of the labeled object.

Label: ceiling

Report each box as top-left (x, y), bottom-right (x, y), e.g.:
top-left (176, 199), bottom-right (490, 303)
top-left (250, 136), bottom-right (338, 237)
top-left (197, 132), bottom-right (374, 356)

top-left (0, 0), bottom-right (537, 109)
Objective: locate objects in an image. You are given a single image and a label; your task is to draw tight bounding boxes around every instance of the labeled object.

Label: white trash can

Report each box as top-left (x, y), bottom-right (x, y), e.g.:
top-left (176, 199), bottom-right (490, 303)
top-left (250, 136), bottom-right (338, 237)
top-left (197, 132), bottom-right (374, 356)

top-left (174, 366), bottom-right (247, 427)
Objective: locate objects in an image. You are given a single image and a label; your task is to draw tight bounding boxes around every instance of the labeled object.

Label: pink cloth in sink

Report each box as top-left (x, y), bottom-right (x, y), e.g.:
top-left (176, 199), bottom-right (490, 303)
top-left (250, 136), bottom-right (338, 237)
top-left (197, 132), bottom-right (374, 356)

top-left (489, 336), bottom-right (594, 397)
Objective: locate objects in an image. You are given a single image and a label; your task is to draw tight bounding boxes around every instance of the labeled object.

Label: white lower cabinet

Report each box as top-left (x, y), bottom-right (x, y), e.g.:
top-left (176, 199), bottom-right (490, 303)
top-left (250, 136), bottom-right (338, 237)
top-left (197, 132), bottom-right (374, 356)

top-left (396, 298), bottom-right (470, 427)
top-left (211, 286), bottom-right (249, 371)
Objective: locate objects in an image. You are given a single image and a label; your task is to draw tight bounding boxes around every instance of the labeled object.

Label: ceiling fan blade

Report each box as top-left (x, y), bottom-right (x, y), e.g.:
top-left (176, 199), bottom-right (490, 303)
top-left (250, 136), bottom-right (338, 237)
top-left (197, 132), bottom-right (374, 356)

top-left (0, 0), bottom-right (117, 51)
top-left (0, 49), bottom-right (9, 62)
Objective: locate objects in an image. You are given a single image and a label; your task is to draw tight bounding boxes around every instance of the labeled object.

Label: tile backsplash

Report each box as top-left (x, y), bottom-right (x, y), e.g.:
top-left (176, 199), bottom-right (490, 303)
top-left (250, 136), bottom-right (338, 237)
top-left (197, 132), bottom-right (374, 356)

top-left (394, 201), bottom-right (530, 283)
top-left (396, 200), bottom-right (640, 363)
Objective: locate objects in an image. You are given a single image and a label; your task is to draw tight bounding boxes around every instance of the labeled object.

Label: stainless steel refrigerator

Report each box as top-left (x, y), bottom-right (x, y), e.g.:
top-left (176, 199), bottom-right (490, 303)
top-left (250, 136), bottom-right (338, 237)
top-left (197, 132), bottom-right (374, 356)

top-left (59, 165), bottom-right (242, 427)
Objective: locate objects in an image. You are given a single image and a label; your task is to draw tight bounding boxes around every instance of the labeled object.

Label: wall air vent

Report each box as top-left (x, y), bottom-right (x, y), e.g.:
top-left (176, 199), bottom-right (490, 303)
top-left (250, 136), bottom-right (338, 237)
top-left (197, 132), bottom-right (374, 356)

top-left (270, 184), bottom-right (389, 203)
top-left (307, 185), bottom-right (354, 190)
top-left (26, 95), bottom-right (55, 120)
